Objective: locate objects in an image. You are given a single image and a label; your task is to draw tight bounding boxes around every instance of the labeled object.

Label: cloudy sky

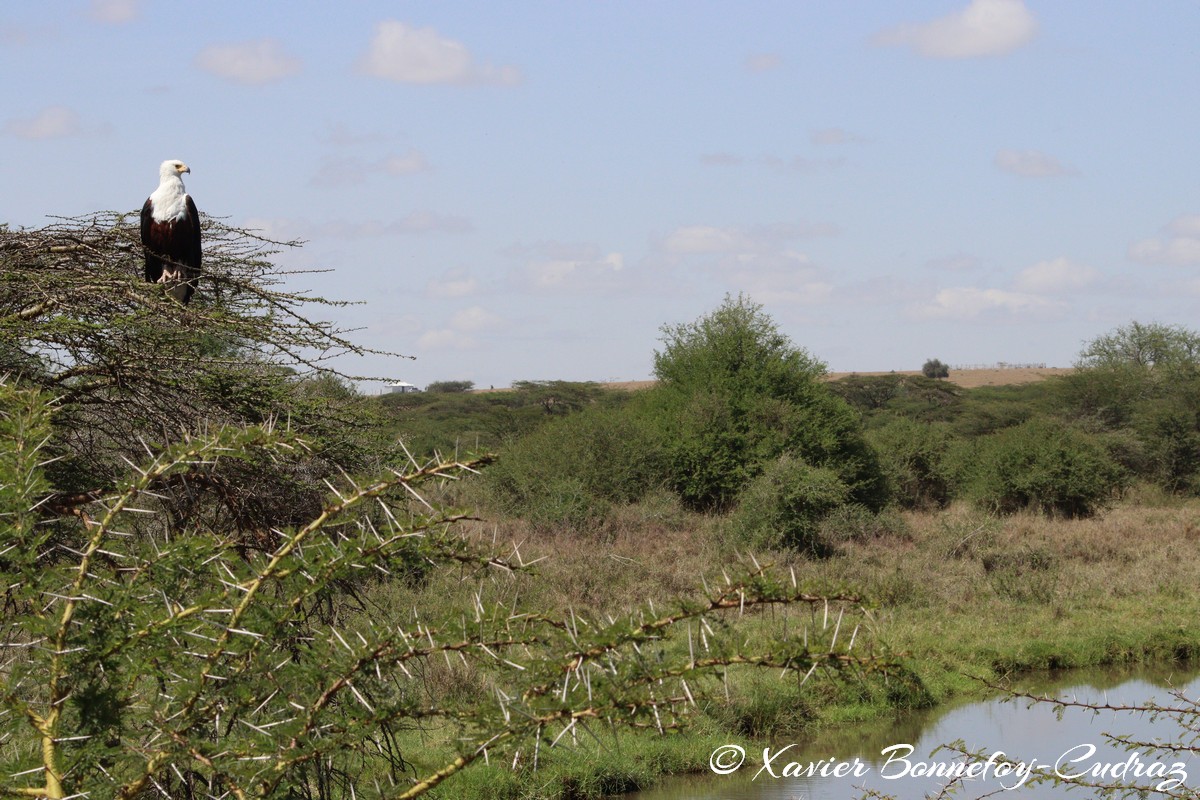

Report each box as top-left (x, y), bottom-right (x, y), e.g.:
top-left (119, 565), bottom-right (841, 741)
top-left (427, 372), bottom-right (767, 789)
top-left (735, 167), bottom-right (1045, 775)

top-left (3, 1), bottom-right (1198, 388)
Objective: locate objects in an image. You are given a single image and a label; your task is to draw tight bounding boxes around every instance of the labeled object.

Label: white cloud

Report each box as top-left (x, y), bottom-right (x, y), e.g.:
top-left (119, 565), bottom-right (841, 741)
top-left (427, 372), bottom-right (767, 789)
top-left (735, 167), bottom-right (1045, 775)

top-left (1129, 237), bottom-right (1200, 267)
top-left (523, 252), bottom-right (624, 290)
top-left (994, 149), bottom-right (1078, 177)
top-left (724, 252), bottom-right (835, 306)
top-left (5, 106), bottom-right (82, 139)
top-left (417, 329), bottom-right (476, 350)
top-left (744, 53), bottom-right (782, 72)
top-left (383, 152), bottom-right (430, 175)
top-left (875, 0), bottom-right (1036, 59)
top-left (661, 223), bottom-right (836, 255)
top-left (451, 306), bottom-right (503, 332)
top-left (358, 21), bottom-right (520, 85)
top-left (1013, 257), bottom-right (1098, 293)
top-left (501, 241), bottom-right (629, 291)
top-left (426, 268), bottom-right (478, 298)
top-left (311, 151), bottom-right (430, 187)
top-left (418, 305), bottom-right (504, 351)
top-left (244, 212), bottom-right (471, 240)
top-left (194, 39), bottom-right (302, 85)
top-left (1128, 214), bottom-right (1200, 266)
top-left (914, 286), bottom-right (1062, 320)
top-left (88, 0), bottom-right (140, 23)
top-left (1167, 214), bottom-right (1200, 238)
top-left (662, 226), bottom-right (748, 255)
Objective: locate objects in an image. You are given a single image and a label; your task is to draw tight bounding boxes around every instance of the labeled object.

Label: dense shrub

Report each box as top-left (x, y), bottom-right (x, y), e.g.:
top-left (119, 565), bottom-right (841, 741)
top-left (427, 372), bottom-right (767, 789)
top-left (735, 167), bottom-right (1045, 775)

top-left (956, 419), bottom-right (1124, 517)
top-left (1136, 399), bottom-right (1200, 493)
top-left (830, 373), bottom-right (964, 423)
top-left (481, 404), bottom-right (663, 529)
top-left (866, 418), bottom-right (954, 510)
top-left (425, 379), bottom-right (474, 392)
top-left (377, 380), bottom-right (620, 456)
top-left (646, 295), bottom-right (887, 512)
top-left (1061, 321), bottom-right (1200, 493)
top-left (922, 358), bottom-right (950, 379)
top-left (725, 455), bottom-right (851, 555)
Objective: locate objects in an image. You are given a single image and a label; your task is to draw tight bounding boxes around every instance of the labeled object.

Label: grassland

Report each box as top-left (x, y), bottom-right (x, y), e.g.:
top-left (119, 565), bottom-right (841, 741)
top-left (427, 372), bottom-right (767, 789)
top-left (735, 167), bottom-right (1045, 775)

top-left (370, 335), bottom-right (1199, 798)
top-left (365, 485), bottom-right (1200, 798)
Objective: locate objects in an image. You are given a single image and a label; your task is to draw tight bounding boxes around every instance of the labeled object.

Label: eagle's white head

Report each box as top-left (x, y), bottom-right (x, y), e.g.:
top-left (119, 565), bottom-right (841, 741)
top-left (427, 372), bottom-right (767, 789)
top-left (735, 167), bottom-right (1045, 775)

top-left (151, 160), bottom-right (193, 222)
top-left (159, 159), bottom-right (190, 182)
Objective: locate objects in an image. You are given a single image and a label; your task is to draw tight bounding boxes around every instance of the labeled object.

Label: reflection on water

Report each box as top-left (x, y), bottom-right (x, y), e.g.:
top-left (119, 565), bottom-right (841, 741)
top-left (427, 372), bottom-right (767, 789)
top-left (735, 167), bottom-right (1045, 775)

top-left (628, 664), bottom-right (1199, 799)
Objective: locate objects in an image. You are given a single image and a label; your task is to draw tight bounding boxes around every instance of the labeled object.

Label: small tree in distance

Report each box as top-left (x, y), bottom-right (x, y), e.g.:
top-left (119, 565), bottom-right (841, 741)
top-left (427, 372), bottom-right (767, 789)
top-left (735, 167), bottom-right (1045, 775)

top-left (922, 358), bottom-right (950, 379)
top-left (425, 379), bottom-right (475, 393)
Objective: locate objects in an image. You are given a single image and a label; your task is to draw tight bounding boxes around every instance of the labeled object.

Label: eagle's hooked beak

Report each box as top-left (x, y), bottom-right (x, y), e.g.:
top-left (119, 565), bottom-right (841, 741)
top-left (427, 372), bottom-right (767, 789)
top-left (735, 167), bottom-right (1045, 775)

top-left (178, 164), bottom-right (191, 175)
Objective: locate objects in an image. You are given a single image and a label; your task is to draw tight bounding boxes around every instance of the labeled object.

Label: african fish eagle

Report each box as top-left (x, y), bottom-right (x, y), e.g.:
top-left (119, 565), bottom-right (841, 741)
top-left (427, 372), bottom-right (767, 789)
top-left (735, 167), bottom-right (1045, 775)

top-left (140, 159), bottom-right (201, 304)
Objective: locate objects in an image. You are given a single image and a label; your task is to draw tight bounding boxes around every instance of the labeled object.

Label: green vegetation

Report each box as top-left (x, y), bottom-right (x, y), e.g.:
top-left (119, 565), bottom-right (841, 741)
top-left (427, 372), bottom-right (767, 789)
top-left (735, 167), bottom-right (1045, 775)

top-left (724, 455), bottom-right (851, 555)
top-left (921, 357), bottom-right (950, 378)
top-left (4, 214), bottom-right (1200, 799)
top-left (953, 418), bottom-right (1124, 517)
top-left (647, 294), bottom-right (886, 513)
top-left (425, 379), bottom-right (475, 393)
top-left (0, 218), bottom-right (883, 800)
top-left (377, 379), bottom-right (617, 456)
top-left (474, 295), bottom-right (887, 532)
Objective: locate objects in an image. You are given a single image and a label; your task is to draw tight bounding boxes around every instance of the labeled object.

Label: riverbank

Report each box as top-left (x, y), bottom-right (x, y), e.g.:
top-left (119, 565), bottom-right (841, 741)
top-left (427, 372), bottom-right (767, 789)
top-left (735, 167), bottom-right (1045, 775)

top-left (374, 494), bottom-right (1200, 798)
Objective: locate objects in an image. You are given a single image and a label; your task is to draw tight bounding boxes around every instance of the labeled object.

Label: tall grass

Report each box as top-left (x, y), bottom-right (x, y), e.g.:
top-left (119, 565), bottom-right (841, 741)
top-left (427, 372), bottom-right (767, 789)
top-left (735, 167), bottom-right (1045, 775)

top-left (370, 484), bottom-right (1200, 798)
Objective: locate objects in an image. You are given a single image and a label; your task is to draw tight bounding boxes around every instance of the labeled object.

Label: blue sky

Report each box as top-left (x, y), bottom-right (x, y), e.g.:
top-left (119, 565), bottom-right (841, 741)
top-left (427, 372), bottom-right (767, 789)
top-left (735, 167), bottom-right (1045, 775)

top-left (3, 1), bottom-right (1199, 389)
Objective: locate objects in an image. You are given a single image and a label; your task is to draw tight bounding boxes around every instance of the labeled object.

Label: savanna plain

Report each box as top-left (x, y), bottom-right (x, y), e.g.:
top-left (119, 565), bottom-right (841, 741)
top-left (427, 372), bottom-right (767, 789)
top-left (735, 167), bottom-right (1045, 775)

top-left (4, 219), bottom-right (1200, 799)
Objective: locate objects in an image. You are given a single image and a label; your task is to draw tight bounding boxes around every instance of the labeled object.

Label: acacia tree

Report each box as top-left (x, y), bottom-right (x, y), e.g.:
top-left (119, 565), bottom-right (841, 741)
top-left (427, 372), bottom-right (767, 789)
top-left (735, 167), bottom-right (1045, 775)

top-left (921, 358), bottom-right (950, 379)
top-left (0, 217), bottom-right (891, 798)
top-left (0, 212), bottom-right (391, 534)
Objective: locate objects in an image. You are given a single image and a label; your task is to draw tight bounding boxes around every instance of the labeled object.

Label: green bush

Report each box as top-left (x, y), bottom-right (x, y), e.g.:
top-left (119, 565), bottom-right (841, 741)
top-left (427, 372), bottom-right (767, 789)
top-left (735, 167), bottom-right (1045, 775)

top-left (922, 358), bottom-right (950, 379)
top-left (646, 295), bottom-right (887, 512)
top-left (425, 379), bottom-right (474, 393)
top-left (1060, 321), bottom-right (1200, 493)
top-left (1136, 399), bottom-right (1200, 493)
top-left (726, 455), bottom-right (851, 555)
top-left (482, 404), bottom-right (663, 529)
top-left (377, 380), bottom-right (622, 456)
top-left (957, 419), bottom-right (1124, 517)
top-left (866, 418), bottom-right (954, 509)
